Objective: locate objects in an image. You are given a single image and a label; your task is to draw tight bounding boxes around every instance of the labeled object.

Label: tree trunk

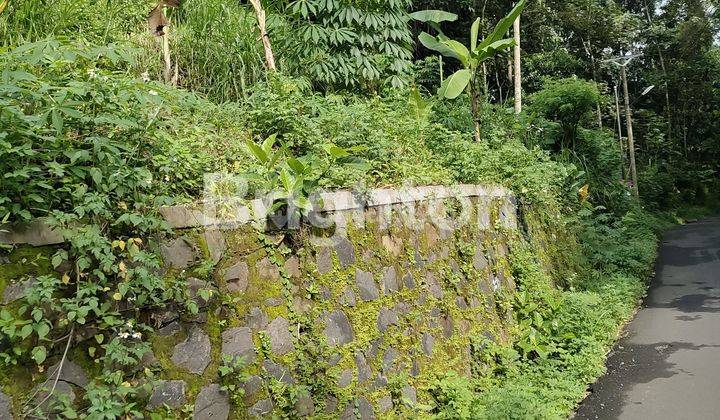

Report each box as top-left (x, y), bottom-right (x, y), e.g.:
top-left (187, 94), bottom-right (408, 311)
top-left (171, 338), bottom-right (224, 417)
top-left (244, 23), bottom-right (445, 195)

top-left (248, 0), bottom-right (276, 71)
top-left (162, 29), bottom-right (172, 84)
top-left (471, 82), bottom-right (481, 142)
top-left (643, 0), bottom-right (672, 141)
top-left (614, 85), bottom-right (626, 179)
top-left (513, 16), bottom-right (522, 115)
top-left (482, 62), bottom-right (489, 97)
top-left (621, 65), bottom-right (640, 197)
top-left (582, 39), bottom-right (603, 128)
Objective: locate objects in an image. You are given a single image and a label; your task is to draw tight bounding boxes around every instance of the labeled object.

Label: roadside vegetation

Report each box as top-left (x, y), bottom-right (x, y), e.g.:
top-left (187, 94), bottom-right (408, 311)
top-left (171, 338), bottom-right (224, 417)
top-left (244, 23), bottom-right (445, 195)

top-left (0, 0), bottom-right (718, 418)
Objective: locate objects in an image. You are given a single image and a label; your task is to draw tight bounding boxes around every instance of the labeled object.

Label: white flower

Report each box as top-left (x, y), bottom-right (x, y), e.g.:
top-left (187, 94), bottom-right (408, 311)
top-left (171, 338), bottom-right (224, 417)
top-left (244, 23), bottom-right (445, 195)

top-left (87, 68), bottom-right (97, 78)
top-left (132, 332), bottom-right (142, 339)
top-left (149, 90), bottom-right (158, 96)
top-left (126, 321), bottom-right (134, 328)
top-left (119, 332), bottom-right (130, 339)
top-left (141, 71), bottom-right (150, 82)
top-left (164, 175), bottom-right (170, 182)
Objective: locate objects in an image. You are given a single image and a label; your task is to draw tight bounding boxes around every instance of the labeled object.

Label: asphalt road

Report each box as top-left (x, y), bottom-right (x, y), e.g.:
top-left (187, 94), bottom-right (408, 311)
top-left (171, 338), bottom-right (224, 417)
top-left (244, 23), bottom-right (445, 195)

top-left (575, 217), bottom-right (720, 420)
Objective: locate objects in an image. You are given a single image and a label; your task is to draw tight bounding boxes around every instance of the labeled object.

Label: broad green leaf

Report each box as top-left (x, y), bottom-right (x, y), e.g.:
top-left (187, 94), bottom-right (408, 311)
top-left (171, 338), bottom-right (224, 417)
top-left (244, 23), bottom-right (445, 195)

top-left (408, 88), bottom-right (430, 121)
top-left (246, 141), bottom-right (268, 164)
top-left (440, 39), bottom-right (471, 67)
top-left (279, 169), bottom-right (294, 191)
top-left (476, 38), bottom-right (516, 61)
top-left (409, 10), bottom-right (458, 24)
top-left (36, 323), bottom-right (50, 340)
top-left (418, 32), bottom-right (463, 62)
top-left (477, 0), bottom-right (525, 52)
top-left (437, 69), bottom-right (471, 99)
top-left (31, 345), bottom-right (46, 365)
top-left (322, 144), bottom-right (349, 158)
top-left (262, 134), bottom-right (277, 154)
top-left (470, 18), bottom-right (480, 52)
top-left (287, 158), bottom-right (305, 174)
top-left (19, 324), bottom-right (33, 340)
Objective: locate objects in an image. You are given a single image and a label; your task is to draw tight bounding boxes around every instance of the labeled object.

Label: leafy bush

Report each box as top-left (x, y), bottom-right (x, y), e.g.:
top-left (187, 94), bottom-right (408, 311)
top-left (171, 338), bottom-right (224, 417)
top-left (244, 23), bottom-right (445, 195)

top-left (431, 211), bottom-right (656, 419)
top-left (279, 0), bottom-right (415, 90)
top-left (0, 0), bottom-right (148, 46)
top-left (530, 78), bottom-right (602, 149)
top-left (162, 0), bottom-right (268, 102)
top-left (0, 39), bottom-right (252, 416)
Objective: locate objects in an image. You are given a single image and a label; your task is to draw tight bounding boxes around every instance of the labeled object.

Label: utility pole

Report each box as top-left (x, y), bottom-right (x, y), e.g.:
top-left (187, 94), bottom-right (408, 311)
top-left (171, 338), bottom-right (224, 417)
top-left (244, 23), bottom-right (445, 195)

top-left (513, 16), bottom-right (522, 114)
top-left (614, 85), bottom-right (626, 179)
top-left (605, 54), bottom-right (641, 198)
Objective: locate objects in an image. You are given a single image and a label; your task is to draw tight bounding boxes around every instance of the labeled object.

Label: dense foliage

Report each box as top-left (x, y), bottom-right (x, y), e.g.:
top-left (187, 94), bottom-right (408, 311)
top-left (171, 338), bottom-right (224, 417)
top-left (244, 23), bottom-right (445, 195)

top-left (0, 0), bottom-right (717, 418)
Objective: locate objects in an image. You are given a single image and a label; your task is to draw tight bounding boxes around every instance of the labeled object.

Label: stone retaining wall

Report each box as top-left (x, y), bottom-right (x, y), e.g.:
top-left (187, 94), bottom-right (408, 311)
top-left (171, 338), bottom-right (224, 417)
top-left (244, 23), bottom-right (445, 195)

top-left (0, 184), bottom-right (520, 419)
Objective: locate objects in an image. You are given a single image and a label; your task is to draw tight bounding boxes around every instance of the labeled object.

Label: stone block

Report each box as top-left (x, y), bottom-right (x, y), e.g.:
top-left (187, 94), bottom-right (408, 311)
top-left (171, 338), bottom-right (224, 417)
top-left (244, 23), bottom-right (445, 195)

top-left (426, 272), bottom-right (443, 300)
top-left (401, 386), bottom-right (417, 406)
top-left (356, 269), bottom-right (379, 301)
top-left (335, 237), bottom-right (356, 268)
top-left (355, 352), bottom-right (372, 383)
top-left (246, 307), bottom-right (269, 331)
top-left (341, 397), bottom-right (375, 420)
top-left (203, 229), bottom-right (226, 264)
top-left (2, 278), bottom-right (34, 305)
top-left (283, 256), bottom-right (301, 278)
top-left (161, 238), bottom-right (196, 269)
top-left (221, 327), bottom-right (255, 364)
top-left (338, 369), bottom-right (354, 388)
top-left (295, 393), bottom-right (315, 417)
top-left (248, 399), bottom-right (273, 417)
top-left (32, 380), bottom-right (75, 414)
top-left (381, 266), bottom-right (398, 295)
top-left (171, 328), bottom-right (211, 374)
top-left (378, 395), bottom-right (393, 413)
top-left (241, 375), bottom-right (263, 397)
top-left (324, 310), bottom-right (354, 346)
top-left (0, 391), bottom-right (11, 420)
top-left (193, 384), bottom-right (229, 420)
top-left (147, 380), bottom-right (186, 410)
top-left (421, 333), bottom-right (435, 356)
top-left (257, 257), bottom-right (280, 280)
top-left (263, 360), bottom-right (295, 384)
top-left (377, 307), bottom-right (398, 332)
top-left (266, 317), bottom-right (295, 355)
top-left (316, 247), bottom-right (333, 274)
top-left (223, 260), bottom-right (249, 292)
top-left (46, 360), bottom-right (89, 388)
top-left (340, 287), bottom-right (356, 307)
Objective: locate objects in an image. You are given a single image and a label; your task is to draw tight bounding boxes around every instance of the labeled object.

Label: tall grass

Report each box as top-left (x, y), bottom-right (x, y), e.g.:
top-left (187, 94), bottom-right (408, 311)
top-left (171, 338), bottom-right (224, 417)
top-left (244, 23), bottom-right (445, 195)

top-left (0, 0), bottom-right (275, 103)
top-left (0, 0), bottom-right (149, 46)
top-left (170, 0), bottom-right (268, 102)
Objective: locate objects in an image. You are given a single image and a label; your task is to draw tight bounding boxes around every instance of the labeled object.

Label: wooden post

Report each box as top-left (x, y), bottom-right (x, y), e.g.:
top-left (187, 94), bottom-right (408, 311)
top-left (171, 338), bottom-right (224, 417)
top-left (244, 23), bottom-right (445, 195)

top-left (513, 16), bottom-right (522, 114)
top-left (162, 26), bottom-right (173, 84)
top-left (621, 65), bottom-right (639, 197)
top-left (248, 0), bottom-right (276, 71)
top-left (614, 85), bottom-right (626, 179)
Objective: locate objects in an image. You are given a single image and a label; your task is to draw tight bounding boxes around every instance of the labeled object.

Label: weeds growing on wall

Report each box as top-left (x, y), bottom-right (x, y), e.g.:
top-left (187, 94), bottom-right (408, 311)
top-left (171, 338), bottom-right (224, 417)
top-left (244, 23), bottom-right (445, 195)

top-left (0, 31), bottom-right (710, 419)
top-left (428, 207), bottom-right (658, 419)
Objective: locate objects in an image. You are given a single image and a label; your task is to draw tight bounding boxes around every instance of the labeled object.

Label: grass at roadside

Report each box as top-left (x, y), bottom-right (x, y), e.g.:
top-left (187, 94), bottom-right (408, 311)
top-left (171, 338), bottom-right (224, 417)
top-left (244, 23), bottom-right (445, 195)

top-left (428, 209), bottom-right (659, 419)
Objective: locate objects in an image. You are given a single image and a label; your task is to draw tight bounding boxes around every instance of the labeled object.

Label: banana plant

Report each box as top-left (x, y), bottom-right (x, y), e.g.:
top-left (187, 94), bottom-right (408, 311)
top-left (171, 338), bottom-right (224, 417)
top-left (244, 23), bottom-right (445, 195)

top-left (412, 0), bottom-right (526, 141)
top-left (245, 135), bottom-right (369, 222)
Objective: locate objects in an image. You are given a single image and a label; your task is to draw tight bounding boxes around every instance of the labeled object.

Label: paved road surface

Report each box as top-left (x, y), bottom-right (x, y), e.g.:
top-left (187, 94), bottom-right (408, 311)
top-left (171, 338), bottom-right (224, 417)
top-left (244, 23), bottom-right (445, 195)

top-left (575, 217), bottom-right (720, 420)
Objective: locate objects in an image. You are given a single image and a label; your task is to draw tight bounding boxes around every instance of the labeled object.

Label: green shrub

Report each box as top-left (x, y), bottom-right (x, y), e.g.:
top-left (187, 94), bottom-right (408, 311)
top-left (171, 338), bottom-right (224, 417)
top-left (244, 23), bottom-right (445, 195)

top-left (0, 0), bottom-right (148, 46)
top-left (279, 0), bottom-right (415, 90)
top-left (530, 78), bottom-right (602, 150)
